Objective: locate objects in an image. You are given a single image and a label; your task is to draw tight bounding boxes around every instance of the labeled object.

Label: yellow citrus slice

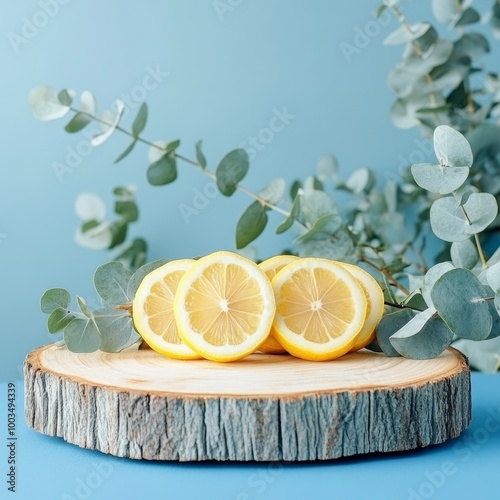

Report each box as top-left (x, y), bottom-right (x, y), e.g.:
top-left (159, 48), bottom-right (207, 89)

top-left (174, 251), bottom-right (276, 362)
top-left (339, 263), bottom-right (385, 352)
top-left (132, 259), bottom-right (201, 360)
top-left (272, 258), bottom-right (367, 361)
top-left (257, 255), bottom-right (299, 354)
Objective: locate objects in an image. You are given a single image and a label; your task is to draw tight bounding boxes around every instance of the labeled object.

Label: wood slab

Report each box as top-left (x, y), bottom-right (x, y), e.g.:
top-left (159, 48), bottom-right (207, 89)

top-left (24, 344), bottom-right (471, 461)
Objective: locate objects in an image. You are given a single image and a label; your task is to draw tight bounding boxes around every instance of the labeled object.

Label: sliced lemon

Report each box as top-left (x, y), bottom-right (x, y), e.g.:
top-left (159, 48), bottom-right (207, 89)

top-left (173, 251), bottom-right (276, 362)
top-left (339, 263), bottom-right (385, 352)
top-left (257, 255), bottom-right (299, 354)
top-left (272, 258), bottom-right (367, 361)
top-left (132, 259), bottom-right (201, 360)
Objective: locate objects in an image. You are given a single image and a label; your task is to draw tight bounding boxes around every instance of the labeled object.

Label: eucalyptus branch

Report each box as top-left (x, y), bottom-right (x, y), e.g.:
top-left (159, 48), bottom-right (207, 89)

top-left (388, 3), bottom-right (438, 108)
top-left (71, 107), bottom-right (294, 220)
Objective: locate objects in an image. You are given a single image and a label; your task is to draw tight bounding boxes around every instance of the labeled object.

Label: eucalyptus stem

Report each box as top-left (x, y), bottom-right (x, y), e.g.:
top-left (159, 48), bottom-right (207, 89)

top-left (357, 254), bottom-right (410, 295)
top-left (458, 204), bottom-right (488, 267)
top-left (73, 107), bottom-right (294, 220)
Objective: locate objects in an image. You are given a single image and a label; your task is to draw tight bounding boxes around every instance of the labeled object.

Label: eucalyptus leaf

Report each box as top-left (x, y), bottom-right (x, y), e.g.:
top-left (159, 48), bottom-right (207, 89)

top-left (109, 221), bottom-right (128, 248)
top-left (114, 140), bottom-right (137, 163)
top-left (29, 86), bottom-right (73, 121)
top-left (431, 268), bottom-right (492, 340)
top-left (41, 288), bottom-right (71, 313)
top-left (422, 262), bottom-right (455, 308)
top-left (77, 296), bottom-right (92, 318)
top-left (297, 227), bottom-right (354, 261)
top-left (195, 140), bottom-right (207, 169)
top-left (431, 0), bottom-right (459, 24)
top-left (411, 162), bottom-right (469, 195)
top-left (216, 149), bottom-right (249, 196)
top-left (94, 307), bottom-right (140, 352)
top-left (115, 238), bottom-right (148, 272)
top-left (486, 261), bottom-right (500, 292)
top-left (64, 318), bottom-right (101, 353)
top-left (257, 178), bottom-right (286, 205)
top-left (126, 258), bottom-right (169, 298)
top-left (48, 307), bottom-right (75, 334)
top-left (345, 168), bottom-right (375, 194)
top-left (94, 261), bottom-right (133, 304)
top-left (132, 102), bottom-right (148, 137)
top-left (316, 154), bottom-right (338, 181)
top-left (75, 221), bottom-right (113, 250)
top-left (450, 239), bottom-right (478, 269)
top-left (389, 308), bottom-right (453, 359)
top-left (115, 201), bottom-right (138, 223)
top-left (430, 193), bottom-right (498, 242)
top-left (65, 112), bottom-right (92, 133)
top-left (90, 100), bottom-right (125, 147)
top-left (236, 201), bottom-right (268, 249)
top-left (433, 125), bottom-right (473, 168)
top-left (75, 192), bottom-right (106, 221)
top-left (453, 7), bottom-right (480, 27)
top-left (276, 195), bottom-right (300, 235)
top-left (383, 22), bottom-right (430, 46)
top-left (147, 154), bottom-right (177, 185)
top-left (375, 309), bottom-right (416, 357)
top-left (299, 189), bottom-right (338, 227)
top-left (295, 214), bottom-right (342, 244)
top-left (401, 290), bottom-right (427, 311)
top-left (165, 139), bottom-right (181, 154)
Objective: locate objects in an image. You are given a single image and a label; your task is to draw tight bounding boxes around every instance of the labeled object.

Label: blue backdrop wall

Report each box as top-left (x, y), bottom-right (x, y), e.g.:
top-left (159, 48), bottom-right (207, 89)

top-left (0, 0), bottom-right (496, 380)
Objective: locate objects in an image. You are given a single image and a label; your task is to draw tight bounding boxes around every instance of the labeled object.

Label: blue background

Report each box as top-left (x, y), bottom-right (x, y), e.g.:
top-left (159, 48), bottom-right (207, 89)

top-left (0, 0), bottom-right (498, 380)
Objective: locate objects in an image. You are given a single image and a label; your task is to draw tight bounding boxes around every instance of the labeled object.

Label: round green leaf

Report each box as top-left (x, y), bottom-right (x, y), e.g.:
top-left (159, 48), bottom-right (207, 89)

top-left (147, 155), bottom-right (177, 185)
top-left (316, 155), bottom-right (338, 181)
top-left (430, 193), bottom-right (498, 242)
top-left (127, 258), bottom-right (169, 298)
top-left (431, 268), bottom-right (492, 340)
top-left (29, 86), bottom-right (73, 121)
top-left (422, 262), bottom-right (455, 308)
top-left (297, 227), bottom-right (354, 261)
top-left (375, 309), bottom-right (416, 357)
top-left (64, 318), bottom-right (101, 353)
top-left (47, 308), bottom-right (75, 334)
top-left (389, 308), bottom-right (453, 359)
top-left (450, 239), bottom-right (478, 269)
top-left (411, 162), bottom-right (469, 194)
top-left (94, 307), bottom-right (140, 352)
top-left (41, 288), bottom-right (71, 314)
top-left (383, 22), bottom-right (430, 45)
top-left (90, 99), bottom-right (125, 147)
top-left (433, 125), bottom-right (473, 168)
top-left (236, 201), bottom-right (268, 249)
top-left (216, 149), bottom-right (249, 196)
top-left (257, 178), bottom-right (286, 205)
top-left (94, 261), bottom-right (133, 304)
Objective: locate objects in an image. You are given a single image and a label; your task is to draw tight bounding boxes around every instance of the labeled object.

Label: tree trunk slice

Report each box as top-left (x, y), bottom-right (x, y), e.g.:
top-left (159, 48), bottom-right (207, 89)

top-left (24, 344), bottom-right (471, 462)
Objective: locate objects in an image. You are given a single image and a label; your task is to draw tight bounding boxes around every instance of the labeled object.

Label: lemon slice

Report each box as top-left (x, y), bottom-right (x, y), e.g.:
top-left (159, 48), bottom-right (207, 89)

top-left (174, 251), bottom-right (276, 362)
top-left (339, 263), bottom-right (385, 352)
top-left (257, 255), bottom-right (299, 354)
top-left (132, 259), bottom-right (201, 360)
top-left (272, 258), bottom-right (367, 361)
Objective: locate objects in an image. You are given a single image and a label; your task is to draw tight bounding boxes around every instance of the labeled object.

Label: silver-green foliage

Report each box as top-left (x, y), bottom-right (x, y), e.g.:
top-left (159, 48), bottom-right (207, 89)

top-left (40, 260), bottom-right (167, 352)
top-left (30, 1), bottom-right (500, 368)
top-left (373, 126), bottom-right (500, 363)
